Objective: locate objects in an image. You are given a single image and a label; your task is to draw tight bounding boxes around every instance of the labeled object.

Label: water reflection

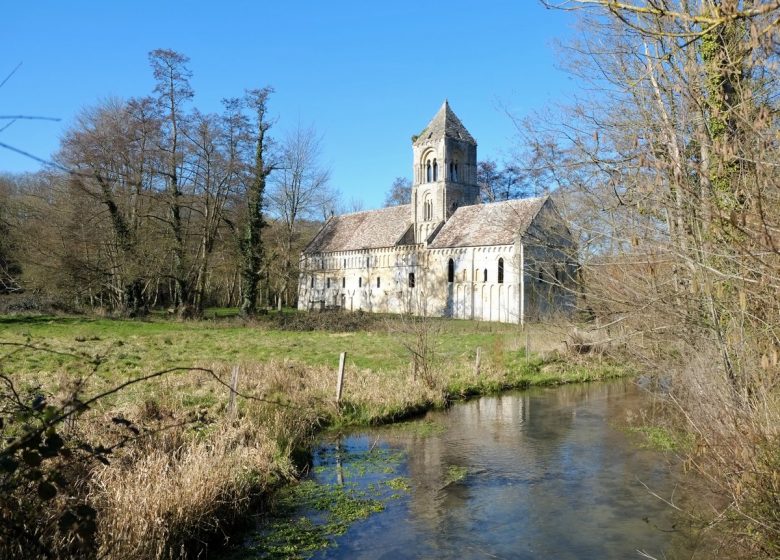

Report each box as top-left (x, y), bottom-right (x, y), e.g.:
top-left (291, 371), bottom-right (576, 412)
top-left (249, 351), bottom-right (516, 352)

top-left (297, 381), bottom-right (694, 559)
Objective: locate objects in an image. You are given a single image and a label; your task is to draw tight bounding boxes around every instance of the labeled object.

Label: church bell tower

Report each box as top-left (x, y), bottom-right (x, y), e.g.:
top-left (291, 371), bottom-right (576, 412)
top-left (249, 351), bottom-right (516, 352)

top-left (411, 100), bottom-right (479, 244)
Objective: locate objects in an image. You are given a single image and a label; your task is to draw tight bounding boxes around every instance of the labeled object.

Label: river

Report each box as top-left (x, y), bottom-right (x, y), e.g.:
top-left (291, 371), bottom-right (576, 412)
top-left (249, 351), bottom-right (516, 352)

top-left (239, 380), bottom-right (697, 559)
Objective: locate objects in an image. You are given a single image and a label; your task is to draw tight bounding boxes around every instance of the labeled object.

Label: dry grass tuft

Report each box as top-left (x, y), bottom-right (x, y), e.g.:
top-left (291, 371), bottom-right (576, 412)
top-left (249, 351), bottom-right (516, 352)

top-left (564, 327), bottom-right (608, 356)
top-left (94, 422), bottom-right (282, 559)
top-left (79, 358), bottom-right (452, 558)
top-left (666, 350), bottom-right (780, 558)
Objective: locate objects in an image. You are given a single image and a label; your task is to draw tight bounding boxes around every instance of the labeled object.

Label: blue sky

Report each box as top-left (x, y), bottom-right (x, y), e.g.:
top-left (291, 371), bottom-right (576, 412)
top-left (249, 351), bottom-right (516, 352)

top-left (3, 1), bottom-right (576, 209)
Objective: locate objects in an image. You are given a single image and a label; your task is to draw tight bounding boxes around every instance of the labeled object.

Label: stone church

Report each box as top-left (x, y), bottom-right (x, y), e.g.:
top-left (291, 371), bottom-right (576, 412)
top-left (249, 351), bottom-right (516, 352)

top-left (297, 101), bottom-right (576, 323)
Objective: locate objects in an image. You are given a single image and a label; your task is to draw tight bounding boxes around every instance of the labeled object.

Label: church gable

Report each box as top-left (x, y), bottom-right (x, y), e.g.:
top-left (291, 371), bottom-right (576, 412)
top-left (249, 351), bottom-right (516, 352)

top-left (302, 204), bottom-right (413, 254)
top-left (427, 197), bottom-right (547, 249)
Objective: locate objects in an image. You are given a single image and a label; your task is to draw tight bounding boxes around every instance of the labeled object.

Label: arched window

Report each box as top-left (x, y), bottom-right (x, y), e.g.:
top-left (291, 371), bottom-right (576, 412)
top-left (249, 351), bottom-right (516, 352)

top-left (327, 277), bottom-right (331, 288)
top-left (376, 277), bottom-right (381, 288)
top-left (310, 276), bottom-right (314, 288)
top-left (483, 268), bottom-right (488, 282)
top-left (342, 277), bottom-right (345, 288)
top-left (433, 159), bottom-right (438, 181)
top-left (449, 161), bottom-right (459, 181)
top-left (408, 272), bottom-right (415, 288)
top-left (447, 258), bottom-right (455, 283)
top-left (359, 277), bottom-right (362, 287)
top-left (498, 258), bottom-right (504, 284)
top-left (426, 161), bottom-right (432, 182)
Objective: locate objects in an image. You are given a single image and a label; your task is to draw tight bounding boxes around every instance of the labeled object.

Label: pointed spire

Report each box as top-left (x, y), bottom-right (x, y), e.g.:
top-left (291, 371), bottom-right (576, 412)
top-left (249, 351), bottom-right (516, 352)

top-left (413, 100), bottom-right (476, 145)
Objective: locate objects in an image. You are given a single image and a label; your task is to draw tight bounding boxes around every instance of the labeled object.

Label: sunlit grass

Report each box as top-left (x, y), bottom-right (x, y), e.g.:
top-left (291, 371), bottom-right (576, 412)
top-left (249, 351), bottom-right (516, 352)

top-left (1, 312), bottom-right (554, 383)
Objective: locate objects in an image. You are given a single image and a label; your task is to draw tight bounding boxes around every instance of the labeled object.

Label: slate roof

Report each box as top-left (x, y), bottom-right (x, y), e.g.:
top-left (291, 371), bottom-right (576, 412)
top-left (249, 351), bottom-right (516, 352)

top-left (413, 100), bottom-right (476, 146)
top-left (302, 205), bottom-right (413, 254)
top-left (427, 197), bottom-right (548, 249)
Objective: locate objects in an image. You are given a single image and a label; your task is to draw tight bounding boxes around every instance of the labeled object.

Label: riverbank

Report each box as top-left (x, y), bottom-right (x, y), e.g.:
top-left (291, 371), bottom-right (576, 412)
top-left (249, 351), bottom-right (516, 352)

top-left (0, 312), bottom-right (631, 559)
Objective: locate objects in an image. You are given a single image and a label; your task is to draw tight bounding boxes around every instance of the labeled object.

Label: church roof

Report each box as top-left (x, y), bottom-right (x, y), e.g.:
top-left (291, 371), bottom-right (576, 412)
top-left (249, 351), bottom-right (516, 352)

top-left (427, 197), bottom-right (548, 249)
top-left (302, 204), bottom-right (413, 254)
top-left (413, 100), bottom-right (476, 146)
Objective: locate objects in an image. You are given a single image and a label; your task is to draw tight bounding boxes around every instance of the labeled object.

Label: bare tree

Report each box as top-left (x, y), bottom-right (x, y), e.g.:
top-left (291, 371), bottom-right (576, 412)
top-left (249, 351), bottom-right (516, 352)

top-left (383, 176), bottom-right (411, 207)
top-left (186, 106), bottom-right (248, 312)
top-left (0, 175), bottom-right (22, 294)
top-left (149, 49), bottom-right (194, 315)
top-left (527, 1), bottom-right (780, 554)
top-left (346, 196), bottom-right (365, 213)
top-left (477, 160), bottom-right (530, 202)
top-left (2, 51), bottom-right (306, 315)
top-left (58, 98), bottom-right (160, 315)
top-left (268, 124), bottom-right (334, 306)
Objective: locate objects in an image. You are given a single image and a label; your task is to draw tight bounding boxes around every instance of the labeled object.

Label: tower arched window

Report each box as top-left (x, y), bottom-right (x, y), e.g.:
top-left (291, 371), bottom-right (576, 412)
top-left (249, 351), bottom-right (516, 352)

top-left (453, 162), bottom-right (459, 181)
top-left (498, 258), bottom-right (504, 284)
top-left (483, 269), bottom-right (488, 282)
top-left (426, 161), bottom-right (432, 183)
top-left (447, 258), bottom-right (454, 283)
top-left (423, 193), bottom-right (432, 221)
top-left (432, 159), bottom-right (438, 181)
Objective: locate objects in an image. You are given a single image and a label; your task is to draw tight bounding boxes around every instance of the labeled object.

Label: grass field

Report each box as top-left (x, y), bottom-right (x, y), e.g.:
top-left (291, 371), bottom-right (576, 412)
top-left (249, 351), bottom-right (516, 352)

top-left (0, 309), bottom-right (629, 559)
top-left (1, 310), bottom-right (567, 391)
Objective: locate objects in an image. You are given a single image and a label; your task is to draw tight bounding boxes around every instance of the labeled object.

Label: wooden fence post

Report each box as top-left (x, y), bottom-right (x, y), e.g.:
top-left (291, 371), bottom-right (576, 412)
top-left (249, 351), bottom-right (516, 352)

top-left (525, 333), bottom-right (530, 364)
top-left (475, 347), bottom-right (482, 375)
top-left (227, 365), bottom-right (240, 417)
top-left (336, 352), bottom-right (347, 404)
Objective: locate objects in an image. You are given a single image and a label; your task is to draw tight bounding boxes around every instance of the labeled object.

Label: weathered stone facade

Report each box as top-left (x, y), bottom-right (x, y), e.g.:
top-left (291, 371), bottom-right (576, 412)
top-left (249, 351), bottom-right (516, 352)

top-left (298, 102), bottom-right (576, 323)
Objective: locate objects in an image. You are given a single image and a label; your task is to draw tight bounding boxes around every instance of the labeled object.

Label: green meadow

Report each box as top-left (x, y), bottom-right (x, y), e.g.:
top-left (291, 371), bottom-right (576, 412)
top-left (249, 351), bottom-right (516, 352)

top-left (2, 310), bottom-right (546, 382)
